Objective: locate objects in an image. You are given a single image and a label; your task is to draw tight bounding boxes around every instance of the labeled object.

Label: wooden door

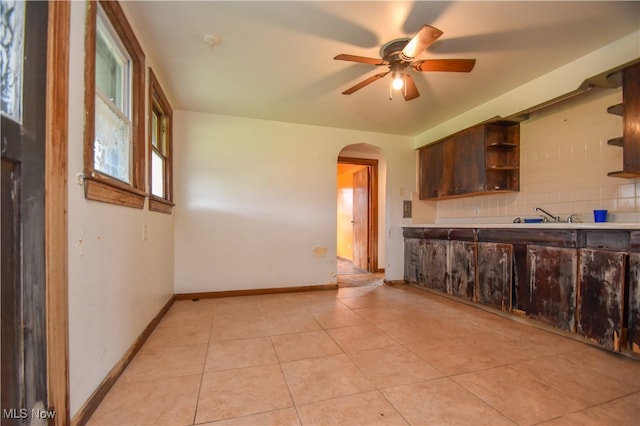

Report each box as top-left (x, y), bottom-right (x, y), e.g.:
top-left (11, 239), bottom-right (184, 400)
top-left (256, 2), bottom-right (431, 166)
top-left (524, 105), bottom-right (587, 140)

top-left (352, 167), bottom-right (369, 271)
top-left (1, 1), bottom-right (49, 421)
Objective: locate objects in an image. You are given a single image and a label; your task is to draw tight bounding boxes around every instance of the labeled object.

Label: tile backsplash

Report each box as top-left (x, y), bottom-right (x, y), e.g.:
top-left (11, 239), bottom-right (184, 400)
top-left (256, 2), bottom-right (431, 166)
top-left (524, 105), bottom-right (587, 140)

top-left (412, 87), bottom-right (639, 223)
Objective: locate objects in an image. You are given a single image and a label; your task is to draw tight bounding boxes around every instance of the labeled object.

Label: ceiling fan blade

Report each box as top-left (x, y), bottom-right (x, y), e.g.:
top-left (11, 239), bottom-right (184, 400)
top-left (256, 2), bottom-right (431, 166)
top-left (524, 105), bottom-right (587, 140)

top-left (413, 58), bottom-right (476, 72)
top-left (401, 25), bottom-right (443, 60)
top-left (403, 74), bottom-right (420, 101)
top-left (342, 71), bottom-right (389, 95)
top-left (334, 54), bottom-right (387, 66)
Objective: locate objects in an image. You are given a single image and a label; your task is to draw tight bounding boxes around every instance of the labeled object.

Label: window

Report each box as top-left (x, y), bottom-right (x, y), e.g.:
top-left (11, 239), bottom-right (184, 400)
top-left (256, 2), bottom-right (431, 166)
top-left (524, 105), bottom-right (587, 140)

top-left (148, 68), bottom-right (174, 213)
top-left (1, 0), bottom-right (25, 123)
top-left (83, 0), bottom-right (145, 208)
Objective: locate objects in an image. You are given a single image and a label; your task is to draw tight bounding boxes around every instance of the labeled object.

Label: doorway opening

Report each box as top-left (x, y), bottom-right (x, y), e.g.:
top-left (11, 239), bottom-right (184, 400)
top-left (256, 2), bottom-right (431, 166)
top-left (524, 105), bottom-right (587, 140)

top-left (337, 155), bottom-right (384, 287)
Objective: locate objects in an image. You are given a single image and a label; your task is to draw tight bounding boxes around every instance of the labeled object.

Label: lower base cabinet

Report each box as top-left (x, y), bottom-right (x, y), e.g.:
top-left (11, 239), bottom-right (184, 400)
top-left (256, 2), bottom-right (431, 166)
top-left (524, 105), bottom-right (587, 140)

top-left (577, 248), bottom-right (626, 351)
top-left (423, 239), bottom-right (448, 293)
top-left (403, 227), bottom-right (638, 356)
top-left (449, 240), bottom-right (476, 301)
top-left (404, 239), bottom-right (424, 285)
top-left (628, 253), bottom-right (640, 354)
top-left (527, 246), bottom-right (578, 332)
top-left (477, 242), bottom-right (512, 311)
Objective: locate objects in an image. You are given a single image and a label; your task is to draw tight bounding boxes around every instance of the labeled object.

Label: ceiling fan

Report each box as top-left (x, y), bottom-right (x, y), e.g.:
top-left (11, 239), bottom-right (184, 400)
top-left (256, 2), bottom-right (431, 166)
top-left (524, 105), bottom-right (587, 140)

top-left (334, 25), bottom-right (476, 101)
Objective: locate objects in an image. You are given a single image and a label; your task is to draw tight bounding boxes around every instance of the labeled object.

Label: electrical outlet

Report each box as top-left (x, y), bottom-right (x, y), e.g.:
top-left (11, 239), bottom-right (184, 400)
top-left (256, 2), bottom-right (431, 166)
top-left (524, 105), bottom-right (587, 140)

top-left (473, 206), bottom-right (480, 216)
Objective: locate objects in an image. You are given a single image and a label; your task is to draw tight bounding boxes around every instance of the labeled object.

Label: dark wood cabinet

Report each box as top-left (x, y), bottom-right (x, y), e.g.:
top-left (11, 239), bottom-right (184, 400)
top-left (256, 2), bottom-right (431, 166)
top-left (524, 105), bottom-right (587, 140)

top-left (404, 238), bottom-right (424, 285)
top-left (477, 242), bottom-right (512, 311)
top-left (451, 126), bottom-right (486, 196)
top-left (628, 252), bottom-right (640, 354)
top-left (403, 226), bottom-right (638, 356)
top-left (423, 239), bottom-right (449, 293)
top-left (577, 248), bottom-right (626, 351)
top-left (527, 246), bottom-right (578, 332)
top-left (419, 122), bottom-right (519, 200)
top-left (607, 62), bottom-right (640, 178)
top-left (448, 240), bottom-right (476, 301)
top-left (419, 139), bottom-right (452, 199)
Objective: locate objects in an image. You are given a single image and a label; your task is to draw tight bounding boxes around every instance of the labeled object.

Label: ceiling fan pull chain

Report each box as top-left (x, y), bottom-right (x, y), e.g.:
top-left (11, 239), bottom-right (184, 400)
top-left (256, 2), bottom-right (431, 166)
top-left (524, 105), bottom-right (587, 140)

top-left (403, 73), bottom-right (407, 98)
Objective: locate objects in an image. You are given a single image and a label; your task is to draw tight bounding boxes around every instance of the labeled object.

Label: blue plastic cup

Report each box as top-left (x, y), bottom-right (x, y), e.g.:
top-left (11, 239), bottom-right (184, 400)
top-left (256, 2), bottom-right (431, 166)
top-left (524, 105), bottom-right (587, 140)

top-left (593, 209), bottom-right (608, 222)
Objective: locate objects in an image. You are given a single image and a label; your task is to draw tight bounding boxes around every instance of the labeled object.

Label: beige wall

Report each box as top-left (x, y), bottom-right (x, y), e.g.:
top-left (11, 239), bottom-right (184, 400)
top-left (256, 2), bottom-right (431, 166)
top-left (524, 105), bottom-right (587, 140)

top-left (172, 112), bottom-right (414, 293)
top-left (67, 2), bottom-right (175, 416)
top-left (412, 87), bottom-right (639, 223)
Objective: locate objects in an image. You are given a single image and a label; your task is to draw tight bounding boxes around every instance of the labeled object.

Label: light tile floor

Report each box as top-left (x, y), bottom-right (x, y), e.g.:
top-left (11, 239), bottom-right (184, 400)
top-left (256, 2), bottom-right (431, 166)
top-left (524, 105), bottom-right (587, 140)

top-left (88, 284), bottom-right (640, 425)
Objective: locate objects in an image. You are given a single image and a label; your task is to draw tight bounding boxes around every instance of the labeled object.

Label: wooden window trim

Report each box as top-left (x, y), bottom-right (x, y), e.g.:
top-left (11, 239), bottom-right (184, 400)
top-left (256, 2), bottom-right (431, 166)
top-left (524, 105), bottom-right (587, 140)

top-left (83, 0), bottom-right (146, 208)
top-left (148, 68), bottom-right (174, 214)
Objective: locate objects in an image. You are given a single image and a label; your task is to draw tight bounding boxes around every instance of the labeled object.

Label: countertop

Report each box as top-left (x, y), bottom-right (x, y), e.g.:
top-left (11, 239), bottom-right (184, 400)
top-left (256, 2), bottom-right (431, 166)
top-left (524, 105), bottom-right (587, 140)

top-left (404, 222), bottom-right (639, 230)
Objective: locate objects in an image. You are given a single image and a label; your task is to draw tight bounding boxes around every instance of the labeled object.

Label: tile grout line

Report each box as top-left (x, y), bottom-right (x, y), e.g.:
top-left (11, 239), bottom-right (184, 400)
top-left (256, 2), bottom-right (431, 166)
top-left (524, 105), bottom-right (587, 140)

top-left (190, 305), bottom-right (216, 426)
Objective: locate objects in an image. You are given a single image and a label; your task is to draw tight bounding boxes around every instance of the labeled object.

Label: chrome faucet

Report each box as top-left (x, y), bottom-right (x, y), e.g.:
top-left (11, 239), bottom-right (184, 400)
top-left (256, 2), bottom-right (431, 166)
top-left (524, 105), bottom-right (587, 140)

top-left (534, 207), bottom-right (560, 222)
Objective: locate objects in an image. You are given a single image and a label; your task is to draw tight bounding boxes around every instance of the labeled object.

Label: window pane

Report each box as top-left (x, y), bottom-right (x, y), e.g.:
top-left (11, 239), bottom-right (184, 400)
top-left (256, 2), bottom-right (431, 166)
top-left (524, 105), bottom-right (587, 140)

top-left (94, 94), bottom-right (130, 182)
top-left (0, 0), bottom-right (25, 122)
top-left (95, 18), bottom-right (128, 112)
top-left (151, 150), bottom-right (164, 197)
top-left (160, 117), bottom-right (167, 156)
top-left (151, 110), bottom-right (158, 148)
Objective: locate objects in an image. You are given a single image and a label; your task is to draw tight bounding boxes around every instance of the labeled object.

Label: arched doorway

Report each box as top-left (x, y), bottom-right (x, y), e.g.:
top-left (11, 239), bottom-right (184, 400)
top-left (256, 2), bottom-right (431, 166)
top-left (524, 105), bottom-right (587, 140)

top-left (336, 144), bottom-right (386, 284)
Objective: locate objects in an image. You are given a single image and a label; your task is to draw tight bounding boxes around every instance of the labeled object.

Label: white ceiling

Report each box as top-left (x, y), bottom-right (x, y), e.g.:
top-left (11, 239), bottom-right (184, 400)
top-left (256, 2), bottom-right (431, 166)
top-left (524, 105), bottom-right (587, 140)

top-left (123, 1), bottom-right (640, 136)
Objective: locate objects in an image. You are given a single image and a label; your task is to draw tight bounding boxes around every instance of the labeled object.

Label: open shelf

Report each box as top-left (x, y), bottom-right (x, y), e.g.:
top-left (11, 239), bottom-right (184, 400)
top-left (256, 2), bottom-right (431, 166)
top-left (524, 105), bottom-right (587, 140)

top-left (607, 103), bottom-right (624, 117)
top-left (607, 137), bottom-right (624, 147)
top-left (608, 170), bottom-right (640, 178)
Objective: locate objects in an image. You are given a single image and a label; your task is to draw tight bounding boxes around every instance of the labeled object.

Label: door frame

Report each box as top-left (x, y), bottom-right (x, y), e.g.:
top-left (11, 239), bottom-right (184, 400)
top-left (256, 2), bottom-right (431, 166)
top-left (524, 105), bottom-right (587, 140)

top-left (46, 1), bottom-right (70, 423)
top-left (1, 1), bottom-right (68, 423)
top-left (338, 156), bottom-right (379, 272)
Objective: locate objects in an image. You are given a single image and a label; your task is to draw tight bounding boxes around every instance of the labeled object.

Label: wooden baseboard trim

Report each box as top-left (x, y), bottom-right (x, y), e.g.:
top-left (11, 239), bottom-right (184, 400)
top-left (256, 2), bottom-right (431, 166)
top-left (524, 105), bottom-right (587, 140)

top-left (71, 295), bottom-right (175, 426)
top-left (175, 283), bottom-right (339, 300)
top-left (383, 279), bottom-right (406, 286)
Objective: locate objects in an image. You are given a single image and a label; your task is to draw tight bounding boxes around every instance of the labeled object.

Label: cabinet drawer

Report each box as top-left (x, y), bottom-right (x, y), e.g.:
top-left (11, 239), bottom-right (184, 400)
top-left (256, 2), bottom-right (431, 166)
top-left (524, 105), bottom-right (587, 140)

top-left (477, 228), bottom-right (577, 248)
top-left (579, 230), bottom-right (630, 250)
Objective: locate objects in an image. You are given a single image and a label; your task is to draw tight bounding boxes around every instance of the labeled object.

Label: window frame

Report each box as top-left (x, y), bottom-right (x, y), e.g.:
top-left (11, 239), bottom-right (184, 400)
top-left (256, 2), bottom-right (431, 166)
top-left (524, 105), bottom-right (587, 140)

top-left (83, 0), bottom-right (146, 208)
top-left (147, 68), bottom-right (174, 214)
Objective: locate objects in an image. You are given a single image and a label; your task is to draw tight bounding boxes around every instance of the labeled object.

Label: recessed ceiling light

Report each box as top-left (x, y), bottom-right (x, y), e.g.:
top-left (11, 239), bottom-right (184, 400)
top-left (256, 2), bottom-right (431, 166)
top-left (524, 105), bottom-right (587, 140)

top-left (202, 33), bottom-right (222, 47)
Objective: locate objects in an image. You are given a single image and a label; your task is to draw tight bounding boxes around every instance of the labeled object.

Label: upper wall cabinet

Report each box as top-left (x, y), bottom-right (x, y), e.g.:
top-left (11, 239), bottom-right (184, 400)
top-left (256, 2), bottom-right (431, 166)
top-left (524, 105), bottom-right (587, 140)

top-left (419, 121), bottom-right (520, 200)
top-left (607, 62), bottom-right (640, 178)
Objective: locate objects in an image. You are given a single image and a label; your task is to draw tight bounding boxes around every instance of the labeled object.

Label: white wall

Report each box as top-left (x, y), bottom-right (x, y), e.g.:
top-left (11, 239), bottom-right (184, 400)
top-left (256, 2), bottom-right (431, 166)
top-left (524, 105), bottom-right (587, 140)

top-left (173, 112), bottom-right (414, 293)
top-left (67, 1), bottom-right (175, 416)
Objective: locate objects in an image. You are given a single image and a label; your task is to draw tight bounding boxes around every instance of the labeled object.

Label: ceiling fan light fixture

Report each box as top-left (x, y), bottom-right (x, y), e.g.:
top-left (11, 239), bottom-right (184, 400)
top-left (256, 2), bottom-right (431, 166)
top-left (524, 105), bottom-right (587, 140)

top-left (391, 72), bottom-right (404, 90)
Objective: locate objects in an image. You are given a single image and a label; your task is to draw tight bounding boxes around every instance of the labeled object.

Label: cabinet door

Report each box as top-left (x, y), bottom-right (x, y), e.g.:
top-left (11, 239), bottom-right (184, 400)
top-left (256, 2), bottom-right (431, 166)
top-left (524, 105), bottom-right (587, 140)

top-left (419, 141), bottom-right (453, 199)
top-left (422, 239), bottom-right (449, 293)
top-left (628, 253), bottom-right (640, 354)
top-left (453, 126), bottom-right (486, 195)
top-left (404, 239), bottom-right (424, 285)
top-left (576, 249), bottom-right (626, 351)
top-left (527, 246), bottom-right (577, 332)
top-left (477, 242), bottom-right (512, 311)
top-left (449, 240), bottom-right (476, 301)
